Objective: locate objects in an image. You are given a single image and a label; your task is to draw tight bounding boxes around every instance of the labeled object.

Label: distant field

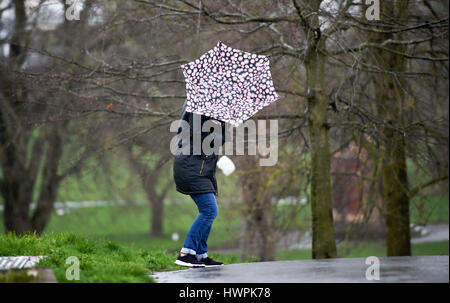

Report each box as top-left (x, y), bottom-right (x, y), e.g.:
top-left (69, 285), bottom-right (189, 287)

top-left (0, 194), bottom-right (447, 252)
top-left (276, 240), bottom-right (450, 261)
top-left (410, 195), bottom-right (449, 224)
top-left (46, 202), bottom-right (242, 252)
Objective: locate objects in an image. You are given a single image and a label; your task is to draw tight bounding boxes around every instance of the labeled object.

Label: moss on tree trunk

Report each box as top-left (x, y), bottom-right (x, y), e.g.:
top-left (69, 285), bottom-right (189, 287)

top-left (370, 0), bottom-right (412, 256)
top-left (305, 30), bottom-right (337, 259)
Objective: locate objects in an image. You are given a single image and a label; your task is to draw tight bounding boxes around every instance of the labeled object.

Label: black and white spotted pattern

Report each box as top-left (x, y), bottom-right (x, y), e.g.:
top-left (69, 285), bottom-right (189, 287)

top-left (180, 41), bottom-right (279, 126)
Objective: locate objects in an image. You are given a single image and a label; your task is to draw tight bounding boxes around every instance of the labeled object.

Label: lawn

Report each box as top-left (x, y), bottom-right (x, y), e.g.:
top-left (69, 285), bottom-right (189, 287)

top-left (410, 195), bottom-right (449, 224)
top-left (43, 201), bottom-right (243, 252)
top-left (0, 232), bottom-right (245, 283)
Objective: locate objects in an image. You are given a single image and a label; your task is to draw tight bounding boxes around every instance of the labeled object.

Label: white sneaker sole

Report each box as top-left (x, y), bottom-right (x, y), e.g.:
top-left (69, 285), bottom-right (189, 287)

top-left (175, 259), bottom-right (205, 268)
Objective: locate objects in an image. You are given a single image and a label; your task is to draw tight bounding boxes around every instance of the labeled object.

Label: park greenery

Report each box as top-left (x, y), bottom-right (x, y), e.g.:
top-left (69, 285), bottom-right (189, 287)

top-left (0, 158), bottom-right (448, 282)
top-left (0, 0), bottom-right (448, 283)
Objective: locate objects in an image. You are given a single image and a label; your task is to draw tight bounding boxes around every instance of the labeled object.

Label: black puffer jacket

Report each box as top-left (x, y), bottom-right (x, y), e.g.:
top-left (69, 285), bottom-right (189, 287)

top-left (172, 102), bottom-right (227, 196)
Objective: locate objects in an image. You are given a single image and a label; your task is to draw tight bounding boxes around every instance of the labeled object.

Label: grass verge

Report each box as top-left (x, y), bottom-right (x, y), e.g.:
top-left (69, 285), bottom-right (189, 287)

top-left (0, 232), bottom-right (244, 283)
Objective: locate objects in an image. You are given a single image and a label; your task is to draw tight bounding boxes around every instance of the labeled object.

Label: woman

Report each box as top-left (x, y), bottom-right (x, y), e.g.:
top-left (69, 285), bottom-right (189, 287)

top-left (172, 101), bottom-right (227, 267)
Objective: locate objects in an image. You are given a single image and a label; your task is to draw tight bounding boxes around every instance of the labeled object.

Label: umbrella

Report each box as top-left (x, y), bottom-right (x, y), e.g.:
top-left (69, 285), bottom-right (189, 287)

top-left (180, 40), bottom-right (279, 127)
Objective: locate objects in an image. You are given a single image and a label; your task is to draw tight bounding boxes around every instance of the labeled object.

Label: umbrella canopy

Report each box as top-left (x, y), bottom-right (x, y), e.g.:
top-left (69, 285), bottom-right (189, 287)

top-left (180, 40), bottom-right (279, 127)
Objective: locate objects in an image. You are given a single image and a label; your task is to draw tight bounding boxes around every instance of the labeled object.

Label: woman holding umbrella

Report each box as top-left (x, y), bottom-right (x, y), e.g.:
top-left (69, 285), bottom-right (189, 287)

top-left (172, 101), bottom-right (227, 268)
top-left (173, 41), bottom-right (279, 267)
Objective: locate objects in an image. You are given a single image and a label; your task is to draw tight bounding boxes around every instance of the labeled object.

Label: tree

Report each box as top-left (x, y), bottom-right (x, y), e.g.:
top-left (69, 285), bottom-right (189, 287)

top-left (133, 0), bottom-right (339, 259)
top-left (125, 141), bottom-right (172, 237)
top-left (2, 0), bottom-right (447, 259)
top-left (326, 0), bottom-right (448, 255)
top-left (368, 0), bottom-right (412, 256)
top-left (294, 0), bottom-right (338, 258)
top-left (238, 151), bottom-right (278, 261)
top-left (0, 0), bottom-right (94, 234)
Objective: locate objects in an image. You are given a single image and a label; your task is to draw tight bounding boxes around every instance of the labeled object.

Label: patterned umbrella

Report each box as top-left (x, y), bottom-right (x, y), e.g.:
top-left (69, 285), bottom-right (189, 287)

top-left (180, 40), bottom-right (279, 127)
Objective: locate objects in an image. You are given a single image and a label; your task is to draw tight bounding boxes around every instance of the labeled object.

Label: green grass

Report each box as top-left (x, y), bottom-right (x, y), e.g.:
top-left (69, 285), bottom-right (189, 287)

top-left (411, 241), bottom-right (450, 256)
top-left (0, 232), bottom-right (245, 283)
top-left (0, 199), bottom-right (243, 251)
top-left (276, 240), bottom-right (449, 261)
top-left (410, 195), bottom-right (449, 224)
top-left (40, 201), bottom-right (243, 251)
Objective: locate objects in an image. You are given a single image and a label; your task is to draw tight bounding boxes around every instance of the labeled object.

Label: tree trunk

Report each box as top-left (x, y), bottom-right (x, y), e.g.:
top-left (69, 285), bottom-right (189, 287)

top-left (31, 127), bottom-right (64, 234)
top-left (382, 129), bottom-right (411, 256)
top-left (305, 59), bottom-right (338, 258)
top-left (127, 152), bottom-right (169, 238)
top-left (149, 194), bottom-right (164, 237)
top-left (370, 0), bottom-right (412, 256)
top-left (303, 1), bottom-right (337, 258)
top-left (141, 180), bottom-right (165, 237)
top-left (239, 155), bottom-right (277, 261)
top-left (374, 78), bottom-right (412, 256)
top-left (0, 109), bottom-right (33, 234)
top-left (0, 141), bottom-right (58, 235)
top-left (2, 183), bottom-right (33, 234)
top-left (0, 121), bottom-right (63, 235)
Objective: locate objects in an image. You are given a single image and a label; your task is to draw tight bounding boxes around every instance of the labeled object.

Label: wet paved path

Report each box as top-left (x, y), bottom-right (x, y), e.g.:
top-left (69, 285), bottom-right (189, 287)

top-left (152, 255), bottom-right (449, 283)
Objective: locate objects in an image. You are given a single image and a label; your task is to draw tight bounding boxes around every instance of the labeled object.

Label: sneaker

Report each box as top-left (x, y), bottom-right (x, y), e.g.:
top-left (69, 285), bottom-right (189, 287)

top-left (199, 257), bottom-right (224, 267)
top-left (175, 253), bottom-right (205, 268)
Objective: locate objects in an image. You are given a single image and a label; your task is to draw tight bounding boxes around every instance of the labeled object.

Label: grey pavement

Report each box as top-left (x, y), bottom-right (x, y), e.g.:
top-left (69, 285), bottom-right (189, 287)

top-left (152, 255), bottom-right (449, 283)
top-left (411, 223), bottom-right (449, 243)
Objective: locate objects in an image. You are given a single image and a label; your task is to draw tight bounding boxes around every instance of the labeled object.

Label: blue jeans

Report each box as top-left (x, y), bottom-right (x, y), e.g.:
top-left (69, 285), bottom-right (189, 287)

top-left (180, 193), bottom-right (218, 259)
